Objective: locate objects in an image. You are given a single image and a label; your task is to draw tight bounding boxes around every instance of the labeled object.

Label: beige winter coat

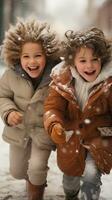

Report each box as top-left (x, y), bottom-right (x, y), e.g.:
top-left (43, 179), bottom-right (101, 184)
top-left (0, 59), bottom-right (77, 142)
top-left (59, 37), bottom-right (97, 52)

top-left (0, 67), bottom-right (55, 150)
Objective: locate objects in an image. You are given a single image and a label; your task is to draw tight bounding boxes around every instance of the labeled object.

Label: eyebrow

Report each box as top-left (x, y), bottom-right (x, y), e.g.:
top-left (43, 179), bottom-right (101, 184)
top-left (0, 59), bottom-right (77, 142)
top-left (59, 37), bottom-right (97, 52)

top-left (22, 51), bottom-right (43, 54)
top-left (78, 56), bottom-right (85, 59)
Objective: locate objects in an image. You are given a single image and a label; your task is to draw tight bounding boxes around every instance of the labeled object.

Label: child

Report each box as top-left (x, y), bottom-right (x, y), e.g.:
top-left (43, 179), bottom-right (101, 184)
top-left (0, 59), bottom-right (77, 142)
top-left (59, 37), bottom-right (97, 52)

top-left (44, 27), bottom-right (112, 200)
top-left (0, 18), bottom-right (60, 200)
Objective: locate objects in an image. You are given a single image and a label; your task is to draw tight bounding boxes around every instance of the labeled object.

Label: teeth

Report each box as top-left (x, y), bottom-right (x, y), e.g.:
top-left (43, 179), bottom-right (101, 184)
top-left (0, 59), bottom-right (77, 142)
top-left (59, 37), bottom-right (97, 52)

top-left (28, 66), bottom-right (38, 70)
top-left (85, 71), bottom-right (95, 75)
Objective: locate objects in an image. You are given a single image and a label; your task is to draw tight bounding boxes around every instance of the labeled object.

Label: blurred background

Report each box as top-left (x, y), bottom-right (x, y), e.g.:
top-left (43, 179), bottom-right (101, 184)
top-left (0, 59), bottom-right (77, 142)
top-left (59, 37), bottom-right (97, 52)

top-left (0, 0), bottom-right (112, 61)
top-left (0, 0), bottom-right (112, 43)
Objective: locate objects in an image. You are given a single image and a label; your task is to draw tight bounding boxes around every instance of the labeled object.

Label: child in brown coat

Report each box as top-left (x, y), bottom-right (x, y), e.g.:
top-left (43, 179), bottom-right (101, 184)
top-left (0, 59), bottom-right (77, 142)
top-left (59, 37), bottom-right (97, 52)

top-left (44, 27), bottom-right (112, 199)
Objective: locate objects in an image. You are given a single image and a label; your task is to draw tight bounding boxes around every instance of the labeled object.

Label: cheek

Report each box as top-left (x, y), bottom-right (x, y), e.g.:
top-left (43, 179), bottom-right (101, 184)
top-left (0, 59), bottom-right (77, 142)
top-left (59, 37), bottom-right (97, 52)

top-left (40, 65), bottom-right (46, 72)
top-left (21, 62), bottom-right (26, 69)
top-left (40, 58), bottom-right (46, 67)
top-left (20, 59), bottom-right (28, 70)
top-left (75, 63), bottom-right (83, 73)
top-left (77, 68), bottom-right (83, 75)
top-left (96, 64), bottom-right (101, 73)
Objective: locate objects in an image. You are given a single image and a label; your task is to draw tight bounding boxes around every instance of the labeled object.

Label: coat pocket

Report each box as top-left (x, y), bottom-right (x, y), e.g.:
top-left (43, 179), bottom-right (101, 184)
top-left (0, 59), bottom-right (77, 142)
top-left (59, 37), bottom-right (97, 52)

top-left (2, 125), bottom-right (29, 148)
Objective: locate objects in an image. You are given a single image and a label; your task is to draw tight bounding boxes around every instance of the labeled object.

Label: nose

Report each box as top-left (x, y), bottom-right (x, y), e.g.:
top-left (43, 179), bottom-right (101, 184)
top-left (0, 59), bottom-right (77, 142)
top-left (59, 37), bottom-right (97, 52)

top-left (29, 58), bottom-right (36, 64)
top-left (86, 61), bottom-right (93, 70)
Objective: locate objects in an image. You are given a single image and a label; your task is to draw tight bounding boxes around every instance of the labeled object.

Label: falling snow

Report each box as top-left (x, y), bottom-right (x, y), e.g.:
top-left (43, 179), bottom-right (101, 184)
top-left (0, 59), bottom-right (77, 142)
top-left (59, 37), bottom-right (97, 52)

top-left (0, 68), bottom-right (112, 200)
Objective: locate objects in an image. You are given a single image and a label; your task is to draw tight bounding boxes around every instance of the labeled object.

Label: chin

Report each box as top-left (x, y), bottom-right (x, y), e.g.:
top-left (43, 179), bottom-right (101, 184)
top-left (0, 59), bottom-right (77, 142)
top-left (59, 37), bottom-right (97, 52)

top-left (29, 72), bottom-right (40, 78)
top-left (88, 78), bottom-right (96, 82)
top-left (82, 76), bottom-right (96, 82)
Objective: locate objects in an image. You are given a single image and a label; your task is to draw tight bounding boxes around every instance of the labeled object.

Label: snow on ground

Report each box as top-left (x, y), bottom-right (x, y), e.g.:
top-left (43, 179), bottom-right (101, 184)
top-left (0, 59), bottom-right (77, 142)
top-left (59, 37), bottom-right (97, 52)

top-left (0, 119), bottom-right (112, 200)
top-left (0, 118), bottom-right (64, 200)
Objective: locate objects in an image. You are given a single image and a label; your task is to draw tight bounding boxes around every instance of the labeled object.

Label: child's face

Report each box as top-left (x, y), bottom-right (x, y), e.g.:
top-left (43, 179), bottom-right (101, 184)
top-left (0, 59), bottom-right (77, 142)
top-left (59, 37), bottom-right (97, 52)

top-left (74, 47), bottom-right (101, 82)
top-left (20, 42), bottom-right (46, 78)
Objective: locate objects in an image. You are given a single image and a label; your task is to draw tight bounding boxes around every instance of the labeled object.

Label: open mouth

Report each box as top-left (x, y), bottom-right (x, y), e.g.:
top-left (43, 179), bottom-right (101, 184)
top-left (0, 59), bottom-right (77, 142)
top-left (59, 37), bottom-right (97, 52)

top-left (85, 70), bottom-right (96, 75)
top-left (28, 66), bottom-right (39, 71)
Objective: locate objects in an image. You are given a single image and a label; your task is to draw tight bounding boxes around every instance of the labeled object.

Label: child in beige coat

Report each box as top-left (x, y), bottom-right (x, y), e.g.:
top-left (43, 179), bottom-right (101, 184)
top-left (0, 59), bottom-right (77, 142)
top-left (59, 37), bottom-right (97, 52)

top-left (0, 18), bottom-right (60, 200)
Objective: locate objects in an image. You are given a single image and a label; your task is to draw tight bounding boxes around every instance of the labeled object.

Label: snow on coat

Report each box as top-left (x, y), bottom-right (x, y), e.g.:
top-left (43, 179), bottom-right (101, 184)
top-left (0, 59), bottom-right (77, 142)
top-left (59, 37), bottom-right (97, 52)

top-left (44, 62), bottom-right (112, 176)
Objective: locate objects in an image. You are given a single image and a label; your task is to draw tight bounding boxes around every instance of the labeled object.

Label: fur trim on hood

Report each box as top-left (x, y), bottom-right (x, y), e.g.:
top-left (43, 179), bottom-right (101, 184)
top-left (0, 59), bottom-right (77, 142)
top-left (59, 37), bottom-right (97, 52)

top-left (1, 18), bottom-right (61, 66)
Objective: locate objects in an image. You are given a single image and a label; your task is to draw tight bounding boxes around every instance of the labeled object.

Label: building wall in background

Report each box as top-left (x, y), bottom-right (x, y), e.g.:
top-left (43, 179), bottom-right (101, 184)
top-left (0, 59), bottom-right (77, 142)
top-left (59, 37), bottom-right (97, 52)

top-left (95, 0), bottom-right (112, 36)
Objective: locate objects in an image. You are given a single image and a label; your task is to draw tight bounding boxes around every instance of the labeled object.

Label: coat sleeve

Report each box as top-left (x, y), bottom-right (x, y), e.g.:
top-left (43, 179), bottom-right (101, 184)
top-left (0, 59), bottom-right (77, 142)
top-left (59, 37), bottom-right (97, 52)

top-left (0, 70), bottom-right (19, 123)
top-left (44, 87), bottom-right (68, 135)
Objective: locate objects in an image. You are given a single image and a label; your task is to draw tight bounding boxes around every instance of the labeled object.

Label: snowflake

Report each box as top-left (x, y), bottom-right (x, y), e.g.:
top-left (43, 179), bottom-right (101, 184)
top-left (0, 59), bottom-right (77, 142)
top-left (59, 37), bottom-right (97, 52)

top-left (84, 118), bottom-right (91, 124)
top-left (61, 147), bottom-right (67, 153)
top-left (18, 37), bottom-right (21, 41)
top-left (75, 130), bottom-right (81, 135)
top-left (76, 149), bottom-right (79, 153)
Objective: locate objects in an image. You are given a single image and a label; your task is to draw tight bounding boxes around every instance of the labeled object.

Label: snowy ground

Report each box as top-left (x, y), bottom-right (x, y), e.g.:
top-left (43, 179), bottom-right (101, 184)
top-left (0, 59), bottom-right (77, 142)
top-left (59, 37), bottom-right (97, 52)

top-left (0, 118), bottom-right (64, 200)
top-left (0, 66), bottom-right (112, 200)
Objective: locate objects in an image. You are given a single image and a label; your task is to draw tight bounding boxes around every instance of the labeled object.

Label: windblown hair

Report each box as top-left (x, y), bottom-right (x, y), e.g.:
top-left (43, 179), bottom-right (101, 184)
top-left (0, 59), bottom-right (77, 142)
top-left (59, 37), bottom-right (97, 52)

top-left (62, 27), bottom-right (112, 66)
top-left (1, 18), bottom-right (60, 66)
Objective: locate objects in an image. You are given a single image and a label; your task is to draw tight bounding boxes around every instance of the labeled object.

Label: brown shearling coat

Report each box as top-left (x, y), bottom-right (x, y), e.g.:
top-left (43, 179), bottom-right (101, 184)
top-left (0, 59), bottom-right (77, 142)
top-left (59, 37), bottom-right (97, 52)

top-left (44, 62), bottom-right (112, 176)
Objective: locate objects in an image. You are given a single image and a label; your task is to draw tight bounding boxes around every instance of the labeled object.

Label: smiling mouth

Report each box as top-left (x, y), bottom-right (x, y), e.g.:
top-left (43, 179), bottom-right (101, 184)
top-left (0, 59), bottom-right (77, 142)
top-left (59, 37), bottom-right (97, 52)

top-left (85, 70), bottom-right (96, 75)
top-left (28, 66), bottom-right (39, 71)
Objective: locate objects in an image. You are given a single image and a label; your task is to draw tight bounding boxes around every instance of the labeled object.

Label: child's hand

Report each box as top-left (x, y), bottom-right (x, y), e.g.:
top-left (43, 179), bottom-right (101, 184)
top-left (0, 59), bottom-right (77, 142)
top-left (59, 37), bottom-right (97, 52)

top-left (7, 111), bottom-right (23, 126)
top-left (51, 123), bottom-right (66, 144)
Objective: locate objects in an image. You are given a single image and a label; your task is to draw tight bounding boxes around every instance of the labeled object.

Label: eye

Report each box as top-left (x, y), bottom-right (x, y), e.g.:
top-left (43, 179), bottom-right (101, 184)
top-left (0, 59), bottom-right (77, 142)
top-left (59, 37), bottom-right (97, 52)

top-left (36, 54), bottom-right (42, 57)
top-left (92, 58), bottom-right (99, 61)
top-left (80, 59), bottom-right (86, 63)
top-left (23, 55), bottom-right (29, 58)
top-left (35, 53), bottom-right (44, 58)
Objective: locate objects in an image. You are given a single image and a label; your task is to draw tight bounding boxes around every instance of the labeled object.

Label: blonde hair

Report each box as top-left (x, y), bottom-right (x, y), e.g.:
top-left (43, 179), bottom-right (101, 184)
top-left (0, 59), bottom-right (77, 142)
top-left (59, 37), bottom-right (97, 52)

top-left (1, 18), bottom-right (60, 66)
top-left (62, 27), bottom-right (112, 66)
